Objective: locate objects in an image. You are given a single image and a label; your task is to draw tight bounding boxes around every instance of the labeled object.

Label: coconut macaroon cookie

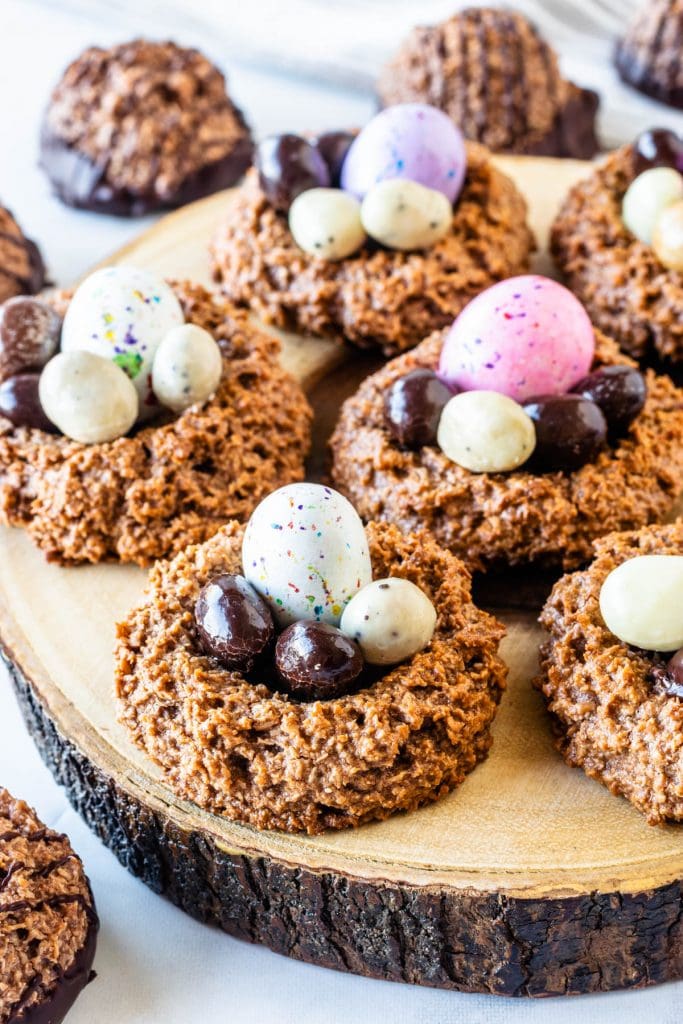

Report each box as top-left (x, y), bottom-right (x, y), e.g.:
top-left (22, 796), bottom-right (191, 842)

top-left (0, 203), bottom-right (46, 304)
top-left (0, 268), bottom-right (311, 565)
top-left (330, 276), bottom-right (683, 576)
top-left (116, 484), bottom-right (507, 834)
top-left (538, 520), bottom-right (683, 824)
top-left (552, 129), bottom-right (683, 373)
top-left (0, 788), bottom-right (98, 1023)
top-left (211, 104), bottom-right (534, 356)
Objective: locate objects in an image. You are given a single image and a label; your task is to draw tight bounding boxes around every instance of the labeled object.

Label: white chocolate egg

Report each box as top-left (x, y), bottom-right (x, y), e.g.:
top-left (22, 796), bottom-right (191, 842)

top-left (360, 179), bottom-right (452, 251)
top-left (437, 390), bottom-right (536, 473)
top-left (61, 266), bottom-right (184, 419)
top-left (288, 188), bottom-right (365, 260)
top-left (622, 167), bottom-right (683, 245)
top-left (340, 577), bottom-right (437, 665)
top-left (599, 555), bottom-right (683, 652)
top-left (152, 324), bottom-right (223, 413)
top-left (39, 351), bottom-right (139, 444)
top-left (652, 199), bottom-right (683, 271)
top-left (242, 483), bottom-right (372, 627)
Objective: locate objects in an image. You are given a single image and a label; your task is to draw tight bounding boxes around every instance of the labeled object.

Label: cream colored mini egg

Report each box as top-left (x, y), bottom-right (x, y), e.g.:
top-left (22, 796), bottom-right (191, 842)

top-left (39, 351), bottom-right (139, 444)
top-left (436, 390), bottom-right (536, 473)
top-left (340, 577), bottom-right (437, 665)
top-left (621, 167), bottom-right (683, 245)
top-left (151, 324), bottom-right (223, 414)
top-left (652, 199), bottom-right (683, 271)
top-left (288, 188), bottom-right (365, 260)
top-left (360, 179), bottom-right (452, 251)
top-left (599, 555), bottom-right (683, 652)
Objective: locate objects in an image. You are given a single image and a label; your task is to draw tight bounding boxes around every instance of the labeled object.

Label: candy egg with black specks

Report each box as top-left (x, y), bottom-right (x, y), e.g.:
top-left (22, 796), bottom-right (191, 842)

top-left (340, 577), bottom-right (437, 665)
top-left (361, 179), bottom-right (452, 250)
top-left (599, 555), bottom-right (683, 652)
top-left (152, 324), bottom-right (223, 413)
top-left (288, 188), bottom-right (365, 260)
top-left (39, 351), bottom-right (139, 444)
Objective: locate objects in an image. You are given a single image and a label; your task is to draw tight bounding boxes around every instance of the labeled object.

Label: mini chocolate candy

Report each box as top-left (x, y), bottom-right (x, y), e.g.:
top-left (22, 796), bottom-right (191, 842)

top-left (664, 648), bottom-right (683, 693)
top-left (652, 198), bottom-right (683, 270)
top-left (256, 134), bottom-right (330, 212)
top-left (621, 167), bottom-right (683, 245)
top-left (437, 390), bottom-right (536, 473)
top-left (195, 573), bottom-right (275, 672)
top-left (599, 555), bottom-right (683, 652)
top-left (0, 372), bottom-right (58, 432)
top-left (340, 577), bottom-right (436, 665)
top-left (288, 188), bottom-right (365, 260)
top-left (39, 350), bottom-right (139, 444)
top-left (0, 296), bottom-right (61, 382)
top-left (152, 323), bottom-right (223, 413)
top-left (384, 368), bottom-right (453, 448)
top-left (275, 620), bottom-right (363, 700)
top-left (633, 129), bottom-right (683, 175)
top-left (523, 394), bottom-right (607, 472)
top-left (315, 131), bottom-right (355, 185)
top-left (360, 179), bottom-right (452, 251)
top-left (571, 365), bottom-right (646, 436)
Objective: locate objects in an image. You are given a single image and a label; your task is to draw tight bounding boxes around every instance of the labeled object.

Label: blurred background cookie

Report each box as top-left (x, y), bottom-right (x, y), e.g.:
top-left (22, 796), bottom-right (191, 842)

top-left (0, 204), bottom-right (46, 304)
top-left (615, 0), bottom-right (683, 109)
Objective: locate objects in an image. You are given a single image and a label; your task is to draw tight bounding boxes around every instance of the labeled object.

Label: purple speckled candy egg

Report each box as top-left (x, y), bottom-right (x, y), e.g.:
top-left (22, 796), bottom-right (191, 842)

top-left (340, 103), bottom-right (466, 204)
top-left (438, 276), bottom-right (596, 403)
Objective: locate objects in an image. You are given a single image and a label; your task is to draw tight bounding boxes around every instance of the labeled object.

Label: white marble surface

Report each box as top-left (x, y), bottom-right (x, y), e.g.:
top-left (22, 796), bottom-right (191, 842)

top-left (0, 2), bottom-right (682, 1021)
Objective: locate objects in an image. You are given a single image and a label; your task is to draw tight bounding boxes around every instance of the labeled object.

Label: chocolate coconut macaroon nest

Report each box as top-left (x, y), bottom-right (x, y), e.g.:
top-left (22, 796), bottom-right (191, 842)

top-left (615, 0), bottom-right (683, 109)
top-left (0, 204), bottom-right (46, 305)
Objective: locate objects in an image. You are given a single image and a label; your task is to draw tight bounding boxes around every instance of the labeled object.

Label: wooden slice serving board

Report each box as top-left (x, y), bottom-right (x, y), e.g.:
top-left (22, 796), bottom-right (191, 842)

top-left (2, 157), bottom-right (682, 998)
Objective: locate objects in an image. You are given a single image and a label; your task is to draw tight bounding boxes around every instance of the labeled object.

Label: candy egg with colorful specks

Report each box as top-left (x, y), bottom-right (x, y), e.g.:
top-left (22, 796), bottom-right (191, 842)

top-left (438, 275), bottom-right (595, 403)
top-left (340, 103), bottom-right (466, 204)
top-left (61, 266), bottom-right (184, 419)
top-left (242, 483), bottom-right (373, 627)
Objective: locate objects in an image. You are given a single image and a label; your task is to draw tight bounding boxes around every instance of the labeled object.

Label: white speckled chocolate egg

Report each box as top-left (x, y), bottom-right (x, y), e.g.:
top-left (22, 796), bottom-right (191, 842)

top-left (622, 167), bottom-right (683, 245)
top-left (652, 199), bottom-right (683, 271)
top-left (360, 179), bottom-right (452, 251)
top-left (61, 266), bottom-right (184, 418)
top-left (151, 324), bottom-right (223, 413)
top-left (340, 577), bottom-right (436, 665)
top-left (39, 351), bottom-right (139, 444)
top-left (437, 390), bottom-right (536, 473)
top-left (242, 483), bottom-right (372, 627)
top-left (599, 555), bottom-right (683, 652)
top-left (288, 188), bottom-right (365, 260)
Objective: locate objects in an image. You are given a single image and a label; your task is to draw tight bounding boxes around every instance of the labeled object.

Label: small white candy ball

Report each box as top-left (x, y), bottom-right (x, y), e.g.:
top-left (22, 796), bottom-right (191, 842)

top-left (39, 351), bottom-right (139, 444)
top-left (436, 390), bottom-right (536, 473)
top-left (340, 577), bottom-right (437, 665)
top-left (152, 324), bottom-right (223, 414)
top-left (622, 167), bottom-right (683, 245)
top-left (599, 555), bottom-right (683, 652)
top-left (360, 179), bottom-right (452, 251)
top-left (288, 188), bottom-right (365, 260)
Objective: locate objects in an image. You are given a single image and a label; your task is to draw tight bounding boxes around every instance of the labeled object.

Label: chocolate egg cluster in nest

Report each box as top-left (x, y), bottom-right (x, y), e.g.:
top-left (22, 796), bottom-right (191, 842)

top-left (115, 519), bottom-right (507, 835)
top-left (210, 145), bottom-right (534, 357)
top-left (40, 39), bottom-right (253, 216)
top-left (330, 330), bottom-right (683, 574)
top-left (615, 0), bottom-right (683, 109)
top-left (538, 521), bottom-right (683, 824)
top-left (552, 140), bottom-right (683, 371)
top-left (376, 7), bottom-right (599, 158)
top-left (0, 282), bottom-right (311, 565)
top-left (0, 788), bottom-right (98, 1024)
top-left (0, 205), bottom-right (46, 305)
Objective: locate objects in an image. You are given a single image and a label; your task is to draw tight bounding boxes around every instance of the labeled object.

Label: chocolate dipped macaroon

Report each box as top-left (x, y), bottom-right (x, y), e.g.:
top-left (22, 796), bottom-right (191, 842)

top-left (0, 205), bottom-right (46, 305)
top-left (615, 0), bottom-right (683, 109)
top-left (41, 39), bottom-right (253, 216)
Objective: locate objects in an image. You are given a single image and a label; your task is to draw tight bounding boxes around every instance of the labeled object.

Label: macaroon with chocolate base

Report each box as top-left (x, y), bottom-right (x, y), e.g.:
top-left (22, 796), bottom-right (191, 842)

top-left (0, 204), bottom-right (46, 305)
top-left (211, 103), bottom-right (534, 356)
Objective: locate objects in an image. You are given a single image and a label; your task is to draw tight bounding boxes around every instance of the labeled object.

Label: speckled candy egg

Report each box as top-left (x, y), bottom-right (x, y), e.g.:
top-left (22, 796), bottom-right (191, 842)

top-left (439, 276), bottom-right (595, 403)
top-left (340, 103), bottom-right (466, 204)
top-left (152, 324), bottom-right (223, 413)
top-left (622, 167), bottom-right (683, 246)
top-left (599, 555), bottom-right (683, 652)
top-left (39, 351), bottom-right (139, 444)
top-left (360, 179), bottom-right (452, 251)
top-left (340, 577), bottom-right (437, 665)
top-left (61, 266), bottom-right (184, 418)
top-left (288, 188), bottom-right (365, 260)
top-left (242, 483), bottom-right (372, 627)
top-left (437, 390), bottom-right (536, 473)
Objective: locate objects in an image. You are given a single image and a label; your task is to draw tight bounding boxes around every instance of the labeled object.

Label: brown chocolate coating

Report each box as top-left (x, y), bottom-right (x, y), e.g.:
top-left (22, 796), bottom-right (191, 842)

top-left (538, 521), bottom-right (683, 824)
top-left (116, 519), bottom-right (507, 834)
top-left (615, 1), bottom-right (683, 109)
top-left (0, 788), bottom-right (97, 1024)
top-left (195, 574), bottom-right (274, 672)
top-left (376, 7), bottom-right (599, 158)
top-left (633, 128), bottom-right (683, 174)
top-left (383, 369), bottom-right (452, 448)
top-left (0, 374), bottom-right (57, 433)
top-left (40, 39), bottom-right (253, 216)
top-left (0, 297), bottom-right (61, 381)
top-left (571, 365), bottom-right (647, 437)
top-left (0, 206), bottom-right (46, 305)
top-left (256, 134), bottom-right (329, 212)
top-left (275, 621), bottom-right (363, 700)
top-left (523, 394), bottom-right (607, 473)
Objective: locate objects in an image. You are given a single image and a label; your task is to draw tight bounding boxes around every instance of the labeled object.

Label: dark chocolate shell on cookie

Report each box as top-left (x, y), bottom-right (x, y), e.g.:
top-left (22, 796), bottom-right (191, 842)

top-left (615, 0), bottom-right (683, 109)
top-left (0, 205), bottom-right (46, 304)
top-left (0, 282), bottom-right (311, 566)
top-left (0, 788), bottom-right (98, 1024)
top-left (40, 39), bottom-right (253, 216)
top-left (115, 520), bottom-right (507, 835)
top-left (538, 521), bottom-right (683, 824)
top-left (376, 7), bottom-right (599, 158)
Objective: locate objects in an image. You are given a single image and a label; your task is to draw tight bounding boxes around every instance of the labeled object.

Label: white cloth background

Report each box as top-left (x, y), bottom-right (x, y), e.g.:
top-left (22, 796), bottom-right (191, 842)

top-left (1, 2), bottom-right (682, 1021)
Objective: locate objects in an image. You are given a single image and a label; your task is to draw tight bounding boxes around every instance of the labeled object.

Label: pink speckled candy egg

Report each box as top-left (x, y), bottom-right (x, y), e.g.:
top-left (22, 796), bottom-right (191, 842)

top-left (438, 276), bottom-right (595, 402)
top-left (340, 103), bottom-right (466, 204)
